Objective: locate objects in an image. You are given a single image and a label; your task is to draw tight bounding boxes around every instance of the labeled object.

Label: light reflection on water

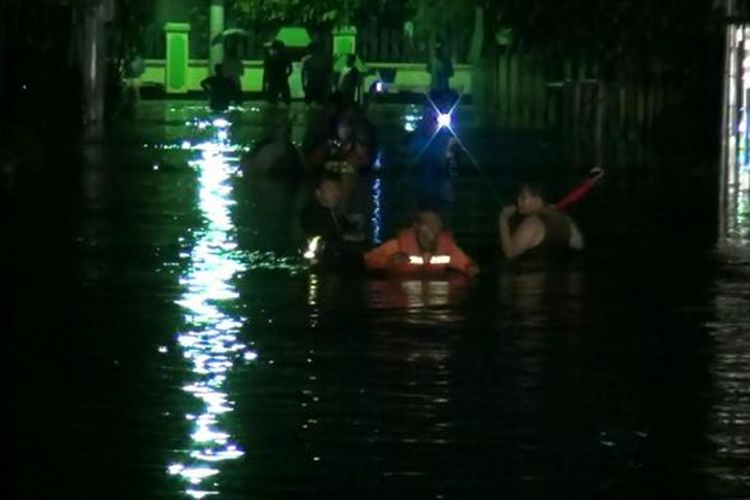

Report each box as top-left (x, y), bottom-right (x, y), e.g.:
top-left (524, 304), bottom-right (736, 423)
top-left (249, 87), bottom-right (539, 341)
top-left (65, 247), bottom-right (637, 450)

top-left (167, 118), bottom-right (255, 498)
top-left (710, 262), bottom-right (750, 495)
top-left (17, 99), bottom-right (750, 497)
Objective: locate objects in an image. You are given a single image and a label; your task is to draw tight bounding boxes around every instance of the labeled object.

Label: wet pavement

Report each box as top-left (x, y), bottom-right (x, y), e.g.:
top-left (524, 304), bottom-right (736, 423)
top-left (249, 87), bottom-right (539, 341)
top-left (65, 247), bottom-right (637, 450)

top-left (5, 100), bottom-right (750, 499)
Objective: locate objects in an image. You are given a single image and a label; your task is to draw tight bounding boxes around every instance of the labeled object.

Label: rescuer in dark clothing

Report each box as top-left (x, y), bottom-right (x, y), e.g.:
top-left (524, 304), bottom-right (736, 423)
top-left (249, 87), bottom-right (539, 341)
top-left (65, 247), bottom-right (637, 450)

top-left (201, 64), bottom-right (239, 111)
top-left (299, 174), bottom-right (365, 268)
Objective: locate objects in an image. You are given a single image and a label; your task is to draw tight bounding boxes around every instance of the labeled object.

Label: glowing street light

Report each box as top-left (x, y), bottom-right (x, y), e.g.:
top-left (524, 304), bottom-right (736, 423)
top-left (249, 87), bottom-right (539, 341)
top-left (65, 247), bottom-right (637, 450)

top-left (437, 112), bottom-right (452, 129)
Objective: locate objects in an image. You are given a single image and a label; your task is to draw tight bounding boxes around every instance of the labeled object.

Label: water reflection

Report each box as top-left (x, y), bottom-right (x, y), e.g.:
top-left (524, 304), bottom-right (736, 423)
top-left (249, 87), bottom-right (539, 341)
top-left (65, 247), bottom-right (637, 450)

top-left (364, 275), bottom-right (470, 328)
top-left (167, 117), bottom-right (255, 498)
top-left (709, 262), bottom-right (750, 495)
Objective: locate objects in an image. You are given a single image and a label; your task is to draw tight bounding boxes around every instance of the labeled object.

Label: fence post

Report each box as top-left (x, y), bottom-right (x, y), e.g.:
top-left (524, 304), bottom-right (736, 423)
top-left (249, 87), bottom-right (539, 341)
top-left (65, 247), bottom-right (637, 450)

top-left (81, 0), bottom-right (109, 138)
top-left (209, 0), bottom-right (225, 71)
top-left (595, 80), bottom-right (606, 167)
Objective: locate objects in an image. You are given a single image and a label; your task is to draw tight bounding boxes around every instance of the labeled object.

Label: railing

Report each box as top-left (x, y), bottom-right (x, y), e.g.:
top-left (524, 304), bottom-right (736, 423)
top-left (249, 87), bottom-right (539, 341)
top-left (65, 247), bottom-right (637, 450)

top-left (142, 22), bottom-right (469, 66)
top-left (486, 49), bottom-right (671, 167)
top-left (357, 27), bottom-right (469, 63)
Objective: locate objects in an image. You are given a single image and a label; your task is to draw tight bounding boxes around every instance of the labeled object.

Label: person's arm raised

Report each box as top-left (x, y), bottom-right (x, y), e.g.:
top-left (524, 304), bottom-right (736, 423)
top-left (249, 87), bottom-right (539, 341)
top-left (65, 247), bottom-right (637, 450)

top-left (499, 207), bottom-right (544, 259)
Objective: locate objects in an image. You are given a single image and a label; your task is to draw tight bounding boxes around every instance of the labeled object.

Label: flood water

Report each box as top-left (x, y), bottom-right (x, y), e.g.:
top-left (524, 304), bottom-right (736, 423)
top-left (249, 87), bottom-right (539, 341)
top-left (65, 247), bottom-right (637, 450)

top-left (6, 100), bottom-right (750, 499)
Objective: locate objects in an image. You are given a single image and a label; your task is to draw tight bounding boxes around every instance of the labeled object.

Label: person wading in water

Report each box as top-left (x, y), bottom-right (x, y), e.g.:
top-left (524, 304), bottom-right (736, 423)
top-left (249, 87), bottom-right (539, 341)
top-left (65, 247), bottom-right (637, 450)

top-left (498, 183), bottom-right (585, 259)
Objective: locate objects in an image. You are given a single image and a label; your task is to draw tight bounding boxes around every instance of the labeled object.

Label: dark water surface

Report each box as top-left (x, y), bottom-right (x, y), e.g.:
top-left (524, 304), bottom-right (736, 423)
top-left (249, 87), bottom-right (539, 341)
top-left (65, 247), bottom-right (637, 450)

top-left (6, 101), bottom-right (750, 499)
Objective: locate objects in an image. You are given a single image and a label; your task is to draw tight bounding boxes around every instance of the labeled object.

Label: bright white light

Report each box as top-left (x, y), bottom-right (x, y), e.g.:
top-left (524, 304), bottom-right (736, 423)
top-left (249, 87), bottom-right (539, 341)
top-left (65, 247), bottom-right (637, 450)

top-left (437, 113), bottom-right (452, 129)
top-left (168, 464), bottom-right (185, 475)
top-left (429, 255), bottom-right (451, 265)
top-left (191, 425), bottom-right (229, 444)
top-left (375, 81), bottom-right (384, 93)
top-left (408, 256), bottom-right (425, 265)
top-left (402, 112), bottom-right (421, 133)
top-left (303, 236), bottom-right (321, 261)
top-left (212, 118), bottom-right (230, 128)
top-left (179, 466), bottom-right (219, 482)
top-left (186, 489), bottom-right (219, 499)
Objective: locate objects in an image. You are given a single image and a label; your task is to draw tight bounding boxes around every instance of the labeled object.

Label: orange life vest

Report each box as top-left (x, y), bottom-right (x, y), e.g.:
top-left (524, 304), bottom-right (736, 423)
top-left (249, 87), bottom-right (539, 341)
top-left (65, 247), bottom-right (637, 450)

top-left (364, 229), bottom-right (474, 275)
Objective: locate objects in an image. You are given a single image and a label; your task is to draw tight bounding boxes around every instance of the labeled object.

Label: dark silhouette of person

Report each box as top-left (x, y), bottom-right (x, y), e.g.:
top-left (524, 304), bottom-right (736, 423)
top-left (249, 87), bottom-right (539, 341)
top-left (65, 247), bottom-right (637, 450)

top-left (301, 41), bottom-right (331, 106)
top-left (124, 47), bottom-right (145, 106)
top-left (241, 120), bottom-right (304, 176)
top-left (428, 42), bottom-right (455, 109)
top-left (201, 64), bottom-right (238, 111)
top-left (337, 54), bottom-right (361, 104)
top-left (222, 45), bottom-right (244, 98)
top-left (299, 174), bottom-right (365, 269)
top-left (263, 40), bottom-right (292, 105)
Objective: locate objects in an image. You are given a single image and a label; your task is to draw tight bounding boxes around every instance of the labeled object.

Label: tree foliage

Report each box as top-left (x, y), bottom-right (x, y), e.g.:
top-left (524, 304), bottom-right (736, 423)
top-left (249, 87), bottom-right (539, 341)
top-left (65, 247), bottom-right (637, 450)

top-left (492, 0), bottom-right (719, 76)
top-left (406, 0), bottom-right (476, 43)
top-left (228, 0), bottom-right (365, 27)
top-left (116, 0), bottom-right (158, 51)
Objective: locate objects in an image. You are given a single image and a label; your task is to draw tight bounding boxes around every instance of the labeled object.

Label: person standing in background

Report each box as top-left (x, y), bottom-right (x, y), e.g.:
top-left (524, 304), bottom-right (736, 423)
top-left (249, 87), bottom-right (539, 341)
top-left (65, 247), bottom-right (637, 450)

top-left (337, 54), bottom-right (361, 104)
top-left (222, 43), bottom-right (244, 104)
top-left (263, 40), bottom-right (292, 106)
top-left (301, 41), bottom-right (331, 106)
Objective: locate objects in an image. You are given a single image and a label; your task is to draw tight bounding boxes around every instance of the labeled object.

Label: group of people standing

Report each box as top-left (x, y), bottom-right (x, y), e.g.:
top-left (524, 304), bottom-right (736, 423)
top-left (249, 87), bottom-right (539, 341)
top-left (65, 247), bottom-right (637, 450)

top-left (201, 39), bottom-right (362, 111)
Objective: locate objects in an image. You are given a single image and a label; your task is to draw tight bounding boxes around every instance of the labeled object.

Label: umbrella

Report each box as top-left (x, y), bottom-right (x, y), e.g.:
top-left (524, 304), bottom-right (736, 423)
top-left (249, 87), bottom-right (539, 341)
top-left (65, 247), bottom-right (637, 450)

top-left (211, 28), bottom-right (250, 46)
top-left (555, 167), bottom-right (605, 210)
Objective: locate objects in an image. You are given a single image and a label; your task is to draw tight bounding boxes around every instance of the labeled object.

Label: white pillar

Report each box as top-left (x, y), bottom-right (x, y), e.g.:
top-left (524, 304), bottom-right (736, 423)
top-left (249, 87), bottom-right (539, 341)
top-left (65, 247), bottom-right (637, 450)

top-left (81, 1), bottom-right (108, 139)
top-left (719, 0), bottom-right (737, 237)
top-left (209, 0), bottom-right (225, 71)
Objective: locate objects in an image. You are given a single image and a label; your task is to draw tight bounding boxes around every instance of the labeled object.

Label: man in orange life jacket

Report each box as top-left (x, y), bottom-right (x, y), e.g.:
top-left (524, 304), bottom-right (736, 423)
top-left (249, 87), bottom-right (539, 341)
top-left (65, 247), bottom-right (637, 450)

top-left (364, 210), bottom-right (479, 276)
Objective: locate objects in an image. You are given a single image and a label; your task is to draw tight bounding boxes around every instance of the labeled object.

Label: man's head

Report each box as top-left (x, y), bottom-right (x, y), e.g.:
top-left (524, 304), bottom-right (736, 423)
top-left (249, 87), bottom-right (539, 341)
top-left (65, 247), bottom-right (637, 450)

top-left (315, 175), bottom-right (343, 208)
top-left (345, 54), bottom-right (356, 67)
top-left (414, 210), bottom-right (444, 252)
top-left (516, 183), bottom-right (546, 215)
top-left (214, 63), bottom-right (223, 75)
top-left (336, 118), bottom-right (354, 142)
